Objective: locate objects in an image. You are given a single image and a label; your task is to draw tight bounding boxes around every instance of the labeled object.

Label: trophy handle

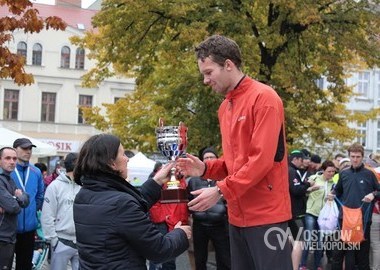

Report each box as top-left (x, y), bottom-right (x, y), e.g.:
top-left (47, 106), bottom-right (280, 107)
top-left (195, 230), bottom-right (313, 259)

top-left (158, 118), bottom-right (164, 127)
top-left (178, 122), bottom-right (188, 151)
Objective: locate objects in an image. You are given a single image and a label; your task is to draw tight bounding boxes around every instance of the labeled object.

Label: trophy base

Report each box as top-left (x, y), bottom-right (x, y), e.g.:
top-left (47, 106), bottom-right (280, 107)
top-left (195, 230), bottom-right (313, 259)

top-left (160, 188), bottom-right (188, 204)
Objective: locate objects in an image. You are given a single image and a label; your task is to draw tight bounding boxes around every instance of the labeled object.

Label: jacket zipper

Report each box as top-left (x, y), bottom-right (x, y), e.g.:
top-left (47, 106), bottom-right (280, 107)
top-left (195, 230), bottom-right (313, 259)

top-left (228, 98), bottom-right (234, 164)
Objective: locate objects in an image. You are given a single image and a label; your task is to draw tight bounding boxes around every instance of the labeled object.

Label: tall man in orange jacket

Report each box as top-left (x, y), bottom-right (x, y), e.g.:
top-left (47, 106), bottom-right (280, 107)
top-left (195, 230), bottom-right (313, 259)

top-left (177, 35), bottom-right (292, 270)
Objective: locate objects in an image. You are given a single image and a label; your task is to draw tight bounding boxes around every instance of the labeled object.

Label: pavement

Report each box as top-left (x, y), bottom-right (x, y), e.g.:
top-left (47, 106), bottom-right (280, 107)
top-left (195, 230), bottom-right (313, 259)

top-left (21, 246), bottom-right (330, 270)
top-left (32, 250), bottom-right (216, 270)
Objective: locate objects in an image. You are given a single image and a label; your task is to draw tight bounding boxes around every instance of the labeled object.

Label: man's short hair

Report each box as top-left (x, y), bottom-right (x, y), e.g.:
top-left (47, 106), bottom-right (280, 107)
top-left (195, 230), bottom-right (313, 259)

top-left (310, 154), bottom-right (322, 164)
top-left (300, 149), bottom-right (311, 159)
top-left (347, 143), bottom-right (364, 156)
top-left (195, 35), bottom-right (242, 68)
top-left (0, 147), bottom-right (16, 157)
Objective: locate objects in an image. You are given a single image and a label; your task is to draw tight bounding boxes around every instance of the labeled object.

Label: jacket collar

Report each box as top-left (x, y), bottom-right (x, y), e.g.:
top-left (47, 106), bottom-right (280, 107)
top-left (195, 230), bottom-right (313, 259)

top-left (81, 173), bottom-right (148, 212)
top-left (16, 161), bottom-right (29, 170)
top-left (350, 163), bottom-right (364, 172)
top-left (225, 76), bottom-right (251, 100)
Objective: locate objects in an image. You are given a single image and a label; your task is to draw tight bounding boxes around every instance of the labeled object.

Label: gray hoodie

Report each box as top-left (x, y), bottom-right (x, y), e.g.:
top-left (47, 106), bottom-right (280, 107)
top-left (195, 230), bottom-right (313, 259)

top-left (41, 173), bottom-right (81, 244)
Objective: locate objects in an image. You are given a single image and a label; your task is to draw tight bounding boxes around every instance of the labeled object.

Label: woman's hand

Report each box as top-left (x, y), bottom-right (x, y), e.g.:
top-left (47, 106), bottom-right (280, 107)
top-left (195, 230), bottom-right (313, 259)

top-left (174, 221), bottom-right (192, 240)
top-left (152, 162), bottom-right (175, 185)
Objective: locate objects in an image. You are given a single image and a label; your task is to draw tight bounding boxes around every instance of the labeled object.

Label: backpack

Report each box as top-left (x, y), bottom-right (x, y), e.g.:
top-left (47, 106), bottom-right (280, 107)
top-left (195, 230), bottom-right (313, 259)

top-left (335, 197), bottom-right (372, 244)
top-left (317, 200), bottom-right (339, 234)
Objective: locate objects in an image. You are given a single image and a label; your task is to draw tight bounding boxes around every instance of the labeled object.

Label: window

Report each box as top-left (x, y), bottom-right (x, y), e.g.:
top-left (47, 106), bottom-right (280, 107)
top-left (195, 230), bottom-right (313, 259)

top-left (377, 72), bottom-right (380, 105)
top-left (315, 78), bottom-right (324, 90)
top-left (41, 92), bottom-right (56, 122)
top-left (356, 122), bottom-right (367, 147)
top-left (3, 89), bottom-right (19, 120)
top-left (17, 42), bottom-right (27, 60)
top-left (32, 43), bottom-right (42, 66)
top-left (60, 46), bottom-right (70, 68)
top-left (377, 120), bottom-right (380, 150)
top-left (114, 97), bottom-right (123, 103)
top-left (75, 48), bottom-right (85, 69)
top-left (357, 72), bottom-right (370, 97)
top-left (78, 95), bottom-right (92, 124)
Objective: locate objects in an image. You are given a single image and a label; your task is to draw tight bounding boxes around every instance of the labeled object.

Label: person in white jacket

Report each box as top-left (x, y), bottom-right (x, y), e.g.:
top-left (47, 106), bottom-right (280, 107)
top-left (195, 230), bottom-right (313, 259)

top-left (41, 152), bottom-right (80, 270)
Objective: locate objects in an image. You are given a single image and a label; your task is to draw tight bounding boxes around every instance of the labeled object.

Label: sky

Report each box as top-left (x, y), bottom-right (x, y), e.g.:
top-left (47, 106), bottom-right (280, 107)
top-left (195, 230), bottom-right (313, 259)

top-left (30, 0), bottom-right (97, 9)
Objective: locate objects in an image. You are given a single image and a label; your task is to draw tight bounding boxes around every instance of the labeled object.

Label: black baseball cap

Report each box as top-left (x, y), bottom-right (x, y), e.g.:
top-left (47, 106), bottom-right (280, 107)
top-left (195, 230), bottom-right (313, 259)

top-left (13, 138), bottom-right (36, 149)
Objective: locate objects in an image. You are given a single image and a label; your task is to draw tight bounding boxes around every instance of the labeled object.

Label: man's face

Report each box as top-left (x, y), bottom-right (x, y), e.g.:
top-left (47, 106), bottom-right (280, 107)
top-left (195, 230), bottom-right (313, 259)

top-left (0, 149), bottom-right (17, 173)
top-left (198, 57), bottom-right (232, 96)
top-left (292, 157), bottom-right (303, 168)
top-left (302, 158), bottom-right (310, 169)
top-left (349, 151), bottom-right (363, 168)
top-left (334, 156), bottom-right (343, 168)
top-left (15, 146), bottom-right (32, 162)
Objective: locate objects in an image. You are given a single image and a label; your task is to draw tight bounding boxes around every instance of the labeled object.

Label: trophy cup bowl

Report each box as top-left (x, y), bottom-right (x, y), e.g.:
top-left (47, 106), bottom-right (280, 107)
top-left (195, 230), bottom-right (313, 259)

top-left (156, 118), bottom-right (188, 204)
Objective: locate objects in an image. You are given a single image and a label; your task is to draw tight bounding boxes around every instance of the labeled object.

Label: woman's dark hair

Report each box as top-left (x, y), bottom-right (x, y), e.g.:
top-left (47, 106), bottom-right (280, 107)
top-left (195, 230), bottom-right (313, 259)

top-left (34, 162), bottom-right (47, 173)
top-left (74, 134), bottom-right (121, 185)
top-left (321, 160), bottom-right (335, 171)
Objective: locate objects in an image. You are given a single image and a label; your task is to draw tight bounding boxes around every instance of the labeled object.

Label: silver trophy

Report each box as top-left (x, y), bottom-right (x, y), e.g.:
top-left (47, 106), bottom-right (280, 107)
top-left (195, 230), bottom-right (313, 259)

top-left (155, 118), bottom-right (188, 203)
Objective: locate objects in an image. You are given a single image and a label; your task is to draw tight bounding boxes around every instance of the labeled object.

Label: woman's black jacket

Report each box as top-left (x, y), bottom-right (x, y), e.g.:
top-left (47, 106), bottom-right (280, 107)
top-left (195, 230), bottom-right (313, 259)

top-left (73, 173), bottom-right (189, 270)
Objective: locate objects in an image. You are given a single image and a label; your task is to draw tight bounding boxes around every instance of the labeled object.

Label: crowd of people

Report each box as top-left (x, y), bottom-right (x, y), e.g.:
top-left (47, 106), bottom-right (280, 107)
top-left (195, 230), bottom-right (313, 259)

top-left (1, 34), bottom-right (380, 270)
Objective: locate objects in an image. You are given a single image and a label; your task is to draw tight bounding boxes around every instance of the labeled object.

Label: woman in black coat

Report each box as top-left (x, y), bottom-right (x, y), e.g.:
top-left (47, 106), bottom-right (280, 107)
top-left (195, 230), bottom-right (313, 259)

top-left (73, 134), bottom-right (191, 270)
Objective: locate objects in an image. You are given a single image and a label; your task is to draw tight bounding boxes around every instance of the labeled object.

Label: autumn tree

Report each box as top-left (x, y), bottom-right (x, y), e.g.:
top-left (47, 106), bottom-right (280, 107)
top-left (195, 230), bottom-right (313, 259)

top-left (0, 0), bottom-right (66, 85)
top-left (74, 0), bottom-right (380, 154)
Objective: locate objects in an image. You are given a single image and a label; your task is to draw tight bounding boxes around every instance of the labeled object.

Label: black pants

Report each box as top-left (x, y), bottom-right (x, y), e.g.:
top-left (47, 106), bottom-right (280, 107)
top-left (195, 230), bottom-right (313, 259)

top-left (229, 221), bottom-right (292, 270)
top-left (331, 222), bottom-right (371, 270)
top-left (192, 220), bottom-right (231, 270)
top-left (15, 231), bottom-right (35, 270)
top-left (0, 242), bottom-right (15, 270)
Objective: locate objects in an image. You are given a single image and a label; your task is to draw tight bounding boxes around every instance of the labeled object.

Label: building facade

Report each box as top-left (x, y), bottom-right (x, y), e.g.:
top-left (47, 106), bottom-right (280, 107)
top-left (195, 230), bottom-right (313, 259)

top-left (345, 68), bottom-right (380, 153)
top-left (0, 2), bottom-right (135, 165)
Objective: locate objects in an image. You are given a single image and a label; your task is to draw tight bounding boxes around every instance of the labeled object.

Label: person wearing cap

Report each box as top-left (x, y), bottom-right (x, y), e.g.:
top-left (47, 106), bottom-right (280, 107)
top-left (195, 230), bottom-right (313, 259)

top-left (0, 147), bottom-right (29, 270)
top-left (11, 138), bottom-right (44, 270)
top-left (41, 152), bottom-right (80, 270)
top-left (187, 147), bottom-right (231, 270)
top-left (288, 150), bottom-right (316, 270)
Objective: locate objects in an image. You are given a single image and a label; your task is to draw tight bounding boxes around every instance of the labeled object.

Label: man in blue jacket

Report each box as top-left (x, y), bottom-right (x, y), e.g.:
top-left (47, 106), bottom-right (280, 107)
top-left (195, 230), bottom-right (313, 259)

top-left (11, 138), bottom-right (44, 270)
top-left (0, 147), bottom-right (29, 269)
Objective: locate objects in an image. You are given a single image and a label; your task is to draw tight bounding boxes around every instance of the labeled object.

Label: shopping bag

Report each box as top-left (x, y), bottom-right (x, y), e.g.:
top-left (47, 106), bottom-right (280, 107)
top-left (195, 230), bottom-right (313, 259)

top-left (317, 200), bottom-right (339, 233)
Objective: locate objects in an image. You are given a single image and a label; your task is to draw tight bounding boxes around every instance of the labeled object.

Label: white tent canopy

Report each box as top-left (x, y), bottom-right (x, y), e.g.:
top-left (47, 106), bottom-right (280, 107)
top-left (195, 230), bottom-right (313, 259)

top-left (0, 127), bottom-right (57, 157)
top-left (127, 152), bottom-right (156, 187)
